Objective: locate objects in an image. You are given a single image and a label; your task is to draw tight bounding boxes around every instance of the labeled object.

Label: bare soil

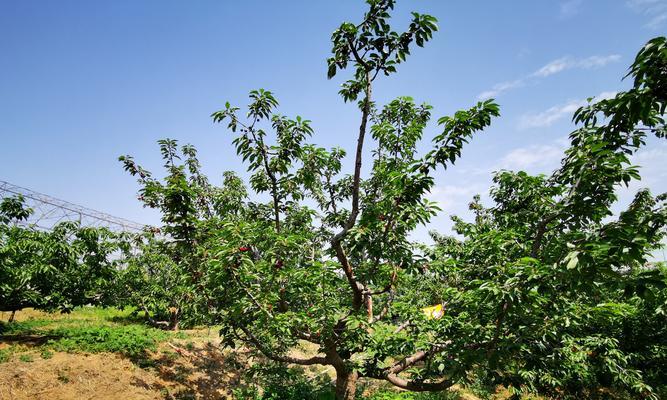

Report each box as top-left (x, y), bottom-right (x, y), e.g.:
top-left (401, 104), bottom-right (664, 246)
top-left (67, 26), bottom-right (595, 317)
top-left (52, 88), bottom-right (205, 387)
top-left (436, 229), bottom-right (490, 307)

top-left (0, 339), bottom-right (254, 400)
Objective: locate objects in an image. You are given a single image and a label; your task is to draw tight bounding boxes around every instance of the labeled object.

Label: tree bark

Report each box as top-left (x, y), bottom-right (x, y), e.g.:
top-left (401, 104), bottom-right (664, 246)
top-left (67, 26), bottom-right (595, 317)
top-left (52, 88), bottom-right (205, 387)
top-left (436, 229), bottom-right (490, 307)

top-left (335, 370), bottom-right (358, 400)
top-left (168, 308), bottom-right (180, 331)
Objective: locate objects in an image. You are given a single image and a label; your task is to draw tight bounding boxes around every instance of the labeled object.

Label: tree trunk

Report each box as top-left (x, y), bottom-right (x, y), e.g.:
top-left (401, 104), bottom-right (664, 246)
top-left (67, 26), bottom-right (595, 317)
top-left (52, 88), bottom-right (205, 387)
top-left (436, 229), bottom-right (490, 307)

top-left (168, 307), bottom-right (180, 331)
top-left (8, 310), bottom-right (16, 323)
top-left (335, 370), bottom-right (358, 400)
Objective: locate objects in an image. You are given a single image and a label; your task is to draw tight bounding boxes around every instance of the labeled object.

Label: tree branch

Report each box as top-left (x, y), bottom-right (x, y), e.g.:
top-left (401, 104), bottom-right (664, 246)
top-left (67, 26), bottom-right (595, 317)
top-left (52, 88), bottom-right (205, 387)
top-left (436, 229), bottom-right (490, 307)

top-left (230, 269), bottom-right (274, 319)
top-left (365, 343), bottom-right (453, 391)
top-left (333, 244), bottom-right (364, 310)
top-left (530, 214), bottom-right (556, 258)
top-left (370, 268), bottom-right (398, 323)
top-left (487, 299), bottom-right (510, 358)
top-left (250, 130), bottom-right (281, 233)
top-left (238, 326), bottom-right (328, 366)
top-left (346, 37), bottom-right (368, 70)
top-left (388, 348), bottom-right (432, 375)
top-left (384, 374), bottom-right (453, 392)
top-left (295, 330), bottom-right (322, 345)
top-left (381, 341), bottom-right (450, 374)
top-left (331, 68), bottom-right (374, 308)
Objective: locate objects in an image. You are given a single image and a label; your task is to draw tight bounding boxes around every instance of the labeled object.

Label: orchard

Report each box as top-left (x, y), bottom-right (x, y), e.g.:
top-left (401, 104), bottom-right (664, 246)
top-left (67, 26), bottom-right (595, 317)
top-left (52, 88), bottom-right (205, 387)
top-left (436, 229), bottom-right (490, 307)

top-left (1, 1), bottom-right (666, 399)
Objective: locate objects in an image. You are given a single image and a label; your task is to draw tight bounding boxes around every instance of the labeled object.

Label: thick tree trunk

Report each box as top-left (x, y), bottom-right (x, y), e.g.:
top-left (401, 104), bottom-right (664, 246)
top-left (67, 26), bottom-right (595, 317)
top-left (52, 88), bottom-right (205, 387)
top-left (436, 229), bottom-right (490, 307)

top-left (335, 370), bottom-right (358, 400)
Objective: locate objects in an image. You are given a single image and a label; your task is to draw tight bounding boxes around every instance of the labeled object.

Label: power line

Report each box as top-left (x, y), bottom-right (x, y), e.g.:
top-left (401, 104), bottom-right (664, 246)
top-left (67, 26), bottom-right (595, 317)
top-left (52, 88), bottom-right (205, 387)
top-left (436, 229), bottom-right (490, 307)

top-left (0, 180), bottom-right (146, 233)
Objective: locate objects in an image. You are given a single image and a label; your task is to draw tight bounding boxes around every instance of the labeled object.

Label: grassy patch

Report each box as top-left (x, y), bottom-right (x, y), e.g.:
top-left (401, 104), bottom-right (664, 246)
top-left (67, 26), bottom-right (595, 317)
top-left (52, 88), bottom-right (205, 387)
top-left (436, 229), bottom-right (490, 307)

top-left (46, 324), bottom-right (170, 357)
top-left (0, 348), bottom-right (12, 363)
top-left (0, 307), bottom-right (179, 362)
top-left (40, 348), bottom-right (54, 359)
top-left (0, 319), bottom-right (52, 335)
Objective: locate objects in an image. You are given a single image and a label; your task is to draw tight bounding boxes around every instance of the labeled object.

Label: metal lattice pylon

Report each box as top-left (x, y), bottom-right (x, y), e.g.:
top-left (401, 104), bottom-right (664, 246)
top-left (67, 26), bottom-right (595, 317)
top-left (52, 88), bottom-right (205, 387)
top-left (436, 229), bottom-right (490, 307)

top-left (0, 180), bottom-right (146, 233)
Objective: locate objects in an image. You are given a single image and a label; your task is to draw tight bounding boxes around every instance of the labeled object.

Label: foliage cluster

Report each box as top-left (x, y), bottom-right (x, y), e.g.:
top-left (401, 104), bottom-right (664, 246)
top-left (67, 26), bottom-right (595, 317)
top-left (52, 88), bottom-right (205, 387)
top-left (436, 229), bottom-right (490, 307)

top-left (0, 196), bottom-right (120, 315)
top-left (111, 139), bottom-right (248, 329)
top-left (232, 362), bottom-right (336, 400)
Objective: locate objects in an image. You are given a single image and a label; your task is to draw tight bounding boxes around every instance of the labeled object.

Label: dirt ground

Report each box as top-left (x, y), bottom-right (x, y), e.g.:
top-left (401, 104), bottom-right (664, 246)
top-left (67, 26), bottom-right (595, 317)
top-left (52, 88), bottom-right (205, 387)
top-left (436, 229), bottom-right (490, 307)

top-left (0, 352), bottom-right (163, 400)
top-left (0, 309), bottom-right (253, 400)
top-left (0, 339), bottom-right (252, 400)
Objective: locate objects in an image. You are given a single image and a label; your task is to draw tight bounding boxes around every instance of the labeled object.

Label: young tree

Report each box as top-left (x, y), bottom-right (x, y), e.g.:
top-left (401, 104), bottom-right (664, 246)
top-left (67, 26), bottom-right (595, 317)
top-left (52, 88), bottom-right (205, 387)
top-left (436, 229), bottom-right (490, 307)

top-left (118, 139), bottom-right (247, 329)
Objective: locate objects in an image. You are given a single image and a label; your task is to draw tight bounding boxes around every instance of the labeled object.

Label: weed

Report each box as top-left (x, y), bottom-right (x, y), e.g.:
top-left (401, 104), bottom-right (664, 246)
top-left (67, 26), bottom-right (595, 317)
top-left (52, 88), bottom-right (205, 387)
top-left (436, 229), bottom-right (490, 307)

top-left (18, 353), bottom-right (33, 362)
top-left (136, 356), bottom-right (158, 369)
top-left (161, 350), bottom-right (179, 362)
top-left (0, 348), bottom-right (12, 363)
top-left (40, 349), bottom-right (54, 359)
top-left (0, 307), bottom-right (180, 370)
top-left (57, 370), bottom-right (70, 383)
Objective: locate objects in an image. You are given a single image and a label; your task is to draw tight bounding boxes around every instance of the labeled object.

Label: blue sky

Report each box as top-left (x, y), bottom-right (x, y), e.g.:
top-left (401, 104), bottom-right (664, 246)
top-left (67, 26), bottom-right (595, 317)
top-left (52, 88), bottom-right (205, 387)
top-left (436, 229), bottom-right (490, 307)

top-left (1, 0), bottom-right (666, 246)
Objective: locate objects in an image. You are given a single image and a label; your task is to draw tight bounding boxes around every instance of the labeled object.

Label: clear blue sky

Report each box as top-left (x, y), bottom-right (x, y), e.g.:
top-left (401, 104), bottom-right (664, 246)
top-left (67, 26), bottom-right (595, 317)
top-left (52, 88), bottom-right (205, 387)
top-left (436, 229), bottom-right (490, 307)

top-left (1, 0), bottom-right (665, 241)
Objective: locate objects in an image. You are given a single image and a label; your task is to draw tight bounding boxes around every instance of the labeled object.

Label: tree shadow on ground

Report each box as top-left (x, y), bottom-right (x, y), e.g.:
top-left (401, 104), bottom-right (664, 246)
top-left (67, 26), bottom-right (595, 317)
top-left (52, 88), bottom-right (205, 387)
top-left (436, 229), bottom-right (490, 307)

top-left (0, 321), bottom-right (62, 347)
top-left (130, 342), bottom-right (252, 400)
top-left (0, 333), bottom-right (60, 346)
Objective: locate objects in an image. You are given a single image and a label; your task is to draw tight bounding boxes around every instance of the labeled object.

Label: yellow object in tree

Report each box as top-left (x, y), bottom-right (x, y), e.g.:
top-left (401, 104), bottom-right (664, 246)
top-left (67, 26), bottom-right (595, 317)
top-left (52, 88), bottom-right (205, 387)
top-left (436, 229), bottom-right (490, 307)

top-left (422, 304), bottom-right (444, 320)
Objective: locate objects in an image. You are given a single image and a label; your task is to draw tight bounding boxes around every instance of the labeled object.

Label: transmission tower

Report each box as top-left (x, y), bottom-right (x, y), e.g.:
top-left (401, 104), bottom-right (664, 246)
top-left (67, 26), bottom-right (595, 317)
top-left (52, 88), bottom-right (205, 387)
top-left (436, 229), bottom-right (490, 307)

top-left (0, 180), bottom-right (146, 233)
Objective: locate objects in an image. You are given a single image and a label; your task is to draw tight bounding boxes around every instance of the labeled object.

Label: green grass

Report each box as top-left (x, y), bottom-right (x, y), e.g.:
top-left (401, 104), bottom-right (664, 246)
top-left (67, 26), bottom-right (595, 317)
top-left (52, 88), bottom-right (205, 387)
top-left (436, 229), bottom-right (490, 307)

top-left (0, 319), bottom-right (52, 335)
top-left (46, 324), bottom-right (170, 357)
top-left (0, 306), bottom-right (178, 362)
top-left (0, 348), bottom-right (12, 363)
top-left (40, 348), bottom-right (54, 359)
